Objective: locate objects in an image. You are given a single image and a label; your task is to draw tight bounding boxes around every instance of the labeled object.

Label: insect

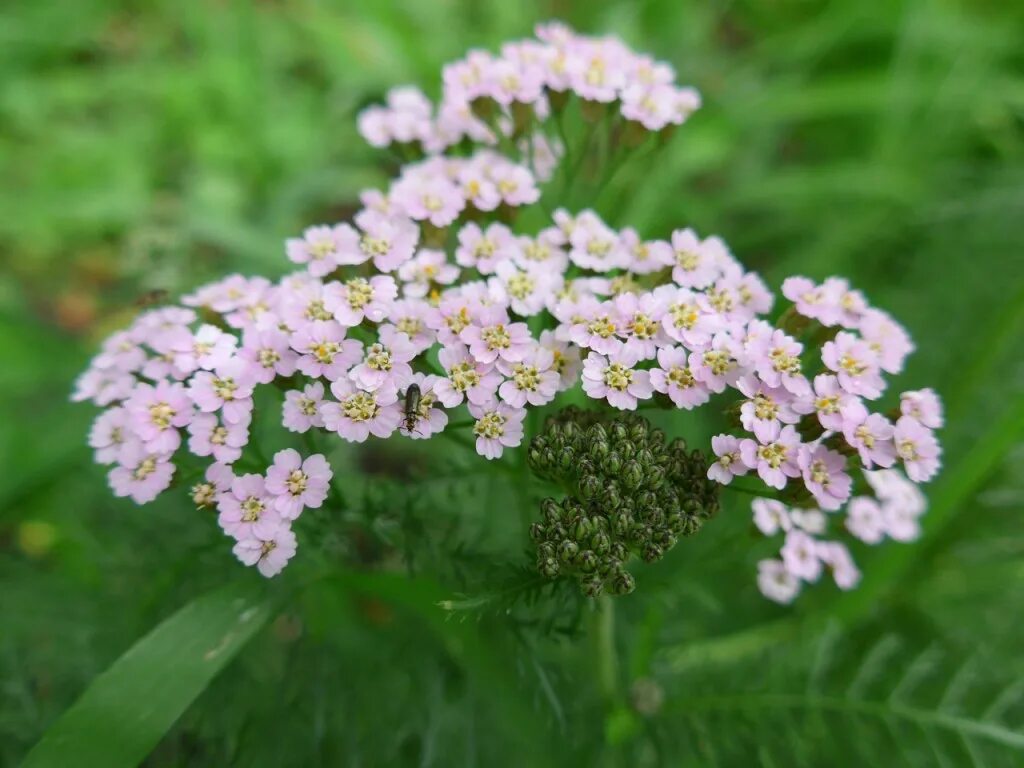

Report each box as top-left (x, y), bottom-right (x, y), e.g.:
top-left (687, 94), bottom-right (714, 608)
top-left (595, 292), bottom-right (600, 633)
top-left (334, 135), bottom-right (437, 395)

top-left (402, 383), bottom-right (422, 435)
top-left (134, 288), bottom-right (169, 308)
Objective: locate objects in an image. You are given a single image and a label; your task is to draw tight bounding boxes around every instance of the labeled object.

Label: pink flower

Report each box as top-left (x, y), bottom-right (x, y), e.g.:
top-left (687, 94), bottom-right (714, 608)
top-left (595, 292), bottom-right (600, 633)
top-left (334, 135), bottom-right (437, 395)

top-left (434, 344), bottom-right (502, 407)
top-left (757, 559), bottom-right (801, 604)
top-left (859, 308), bottom-right (914, 374)
top-left (264, 449), bottom-right (332, 520)
top-left (126, 381), bottom-right (193, 453)
top-left (108, 447), bottom-right (175, 504)
top-left (492, 261), bottom-right (561, 317)
top-left (781, 276), bottom-right (845, 326)
top-left (190, 462), bottom-right (234, 508)
top-left (89, 406), bottom-right (140, 465)
top-left (568, 301), bottom-right (624, 355)
top-left (538, 329), bottom-right (582, 392)
top-left (384, 298), bottom-right (440, 354)
top-left (282, 382), bottom-right (326, 433)
top-left (320, 378), bottom-right (402, 443)
top-left (822, 331), bottom-right (885, 399)
top-left (845, 497), bottom-right (886, 544)
top-left (238, 327), bottom-right (298, 384)
top-left (568, 210), bottom-right (629, 271)
top-left (660, 288), bottom-right (723, 349)
top-left (290, 321), bottom-right (363, 381)
top-left (650, 346), bottom-right (711, 409)
top-left (670, 228), bottom-right (718, 288)
top-left (817, 541), bottom-right (861, 590)
top-left (490, 161), bottom-right (540, 207)
top-left (900, 389), bottom-right (943, 430)
top-left (398, 248), bottom-right (460, 297)
top-left (808, 374), bottom-right (866, 431)
top-left (233, 524), bottom-right (297, 578)
top-left (798, 444), bottom-right (852, 511)
top-left (746, 328), bottom-right (810, 397)
top-left (188, 358), bottom-right (256, 424)
top-left (737, 375), bottom-right (801, 443)
top-left (324, 275), bottom-right (398, 327)
top-left (581, 348), bottom-right (653, 410)
top-left (217, 473), bottom-right (281, 540)
top-left (170, 324), bottom-right (237, 376)
top-left (708, 435), bottom-right (750, 484)
top-left (286, 224), bottom-right (352, 277)
top-left (187, 412), bottom-right (250, 464)
top-left (346, 209), bottom-right (420, 272)
top-left (893, 417), bottom-right (942, 483)
top-left (455, 222), bottom-right (517, 274)
top-left (842, 412), bottom-right (896, 469)
top-left (691, 331), bottom-right (746, 393)
top-left (739, 426), bottom-right (802, 490)
top-left (398, 374), bottom-right (449, 439)
top-left (780, 530), bottom-right (823, 582)
top-left (613, 291), bottom-right (667, 360)
top-left (514, 229), bottom-right (569, 273)
top-left (497, 345), bottom-right (560, 407)
top-left (752, 498), bottom-right (791, 536)
top-left (348, 326), bottom-right (417, 397)
top-left (468, 400), bottom-right (526, 460)
top-left (460, 306), bottom-right (533, 365)
top-left (390, 167), bottom-right (464, 227)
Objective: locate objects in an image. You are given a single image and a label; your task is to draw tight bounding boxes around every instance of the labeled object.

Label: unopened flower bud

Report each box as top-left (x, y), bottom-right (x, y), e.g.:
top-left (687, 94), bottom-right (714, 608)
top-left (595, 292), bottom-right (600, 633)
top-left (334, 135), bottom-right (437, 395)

top-left (600, 485), bottom-right (622, 512)
top-left (591, 531), bottom-right (611, 555)
top-left (558, 539), bottom-right (580, 564)
top-left (574, 516), bottom-right (594, 541)
top-left (622, 460), bottom-right (644, 490)
top-left (578, 549), bottom-right (598, 573)
top-left (612, 570), bottom-right (636, 596)
top-left (602, 451), bottom-right (623, 475)
top-left (642, 543), bottom-right (664, 563)
top-left (529, 522), bottom-right (547, 543)
top-left (579, 474), bottom-right (602, 501)
top-left (541, 498), bottom-right (562, 525)
top-left (538, 557), bottom-right (560, 579)
top-left (581, 576), bottom-right (604, 598)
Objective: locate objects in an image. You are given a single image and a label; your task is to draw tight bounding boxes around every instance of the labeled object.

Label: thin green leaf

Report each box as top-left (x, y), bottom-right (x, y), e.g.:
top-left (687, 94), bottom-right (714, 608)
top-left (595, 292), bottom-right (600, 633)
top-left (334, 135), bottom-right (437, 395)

top-left (21, 581), bottom-right (273, 768)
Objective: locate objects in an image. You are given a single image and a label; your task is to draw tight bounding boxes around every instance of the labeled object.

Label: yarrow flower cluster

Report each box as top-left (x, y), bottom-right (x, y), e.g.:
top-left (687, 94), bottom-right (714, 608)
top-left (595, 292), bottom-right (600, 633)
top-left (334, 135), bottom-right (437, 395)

top-left (73, 22), bottom-right (943, 599)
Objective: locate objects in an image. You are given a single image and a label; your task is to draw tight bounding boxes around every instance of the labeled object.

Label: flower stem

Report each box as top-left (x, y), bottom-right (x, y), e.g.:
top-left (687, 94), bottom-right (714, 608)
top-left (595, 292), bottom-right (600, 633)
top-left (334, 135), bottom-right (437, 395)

top-left (720, 482), bottom-right (785, 502)
top-left (593, 594), bottom-right (619, 704)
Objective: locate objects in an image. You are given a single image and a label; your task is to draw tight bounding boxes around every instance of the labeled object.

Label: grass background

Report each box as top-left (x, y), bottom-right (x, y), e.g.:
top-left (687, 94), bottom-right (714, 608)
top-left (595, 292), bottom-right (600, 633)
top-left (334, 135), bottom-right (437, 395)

top-left (2, 0), bottom-right (1023, 765)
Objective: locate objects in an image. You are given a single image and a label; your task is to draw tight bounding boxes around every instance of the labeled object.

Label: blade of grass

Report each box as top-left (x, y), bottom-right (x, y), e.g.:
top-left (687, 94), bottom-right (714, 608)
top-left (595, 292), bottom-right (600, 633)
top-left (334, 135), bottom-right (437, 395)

top-left (20, 580), bottom-right (274, 768)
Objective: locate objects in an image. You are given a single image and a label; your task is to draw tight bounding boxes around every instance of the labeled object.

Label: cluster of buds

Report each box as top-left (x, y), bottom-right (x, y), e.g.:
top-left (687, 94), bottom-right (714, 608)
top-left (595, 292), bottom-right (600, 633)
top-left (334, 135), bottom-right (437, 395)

top-left (528, 408), bottom-right (719, 597)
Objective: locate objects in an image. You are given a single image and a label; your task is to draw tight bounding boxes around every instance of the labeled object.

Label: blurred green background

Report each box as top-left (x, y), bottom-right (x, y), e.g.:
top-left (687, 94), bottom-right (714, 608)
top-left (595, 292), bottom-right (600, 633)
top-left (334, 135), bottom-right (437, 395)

top-left (2, 0), bottom-right (1023, 765)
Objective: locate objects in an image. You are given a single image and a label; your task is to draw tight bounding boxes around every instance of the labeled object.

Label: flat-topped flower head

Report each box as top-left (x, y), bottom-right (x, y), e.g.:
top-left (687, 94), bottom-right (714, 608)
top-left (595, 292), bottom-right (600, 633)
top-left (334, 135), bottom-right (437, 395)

top-left (324, 275), bottom-right (398, 327)
top-left (581, 347), bottom-right (653, 410)
top-left (217, 473), bottom-right (281, 540)
top-left (108, 446), bottom-right (175, 504)
top-left (650, 346), bottom-right (710, 409)
top-left (282, 381), bottom-right (327, 433)
top-left (497, 345), bottom-right (559, 407)
top-left (822, 331), bottom-right (884, 399)
top-left (188, 358), bottom-right (256, 425)
top-left (691, 331), bottom-right (746, 393)
top-left (808, 373), bottom-right (866, 431)
top-left (187, 412), bottom-right (249, 464)
top-left (320, 378), bottom-right (402, 443)
top-left (434, 344), bottom-right (502, 407)
top-left (289, 321), bottom-right (363, 381)
top-left (460, 306), bottom-right (533, 364)
top-left (613, 291), bottom-right (667, 360)
top-left (239, 327), bottom-right (298, 384)
top-left (798, 444), bottom-right (852, 511)
top-left (264, 449), bottom-right (332, 520)
top-left (348, 326), bottom-right (417, 397)
top-left (569, 300), bottom-right (625, 355)
top-left (125, 381), bottom-right (193, 454)
top-left (747, 327), bottom-right (810, 397)
top-left (233, 524), bottom-right (297, 578)
top-left (737, 375), bottom-right (802, 443)
top-left (469, 400), bottom-right (526, 460)
top-left (739, 425), bottom-right (802, 490)
top-left (708, 434), bottom-right (751, 484)
top-left (660, 288), bottom-right (722, 349)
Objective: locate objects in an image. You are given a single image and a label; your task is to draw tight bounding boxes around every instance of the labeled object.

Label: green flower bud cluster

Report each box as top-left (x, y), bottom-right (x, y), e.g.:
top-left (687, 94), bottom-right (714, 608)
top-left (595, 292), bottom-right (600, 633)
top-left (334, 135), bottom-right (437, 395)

top-left (527, 407), bottom-right (720, 598)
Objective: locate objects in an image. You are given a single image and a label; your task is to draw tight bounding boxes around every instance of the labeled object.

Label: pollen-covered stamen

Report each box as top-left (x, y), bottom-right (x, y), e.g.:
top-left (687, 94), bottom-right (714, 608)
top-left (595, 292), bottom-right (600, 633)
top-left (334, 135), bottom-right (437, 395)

top-left (855, 424), bottom-right (876, 448)
top-left (667, 365), bottom-right (697, 388)
top-left (668, 302), bottom-right (700, 331)
top-left (770, 347), bottom-right (802, 375)
top-left (897, 438), bottom-right (919, 462)
top-left (603, 362), bottom-right (634, 391)
top-left (212, 377), bottom-right (238, 401)
top-left (286, 469), bottom-right (308, 495)
top-left (241, 496), bottom-right (264, 522)
top-left (449, 361), bottom-right (481, 392)
top-left (587, 315), bottom-right (617, 339)
top-left (584, 57), bottom-right (606, 87)
top-left (809, 459), bottom-right (831, 486)
top-left (507, 272), bottom-right (535, 300)
top-left (550, 349), bottom-right (567, 375)
top-left (840, 354), bottom-right (867, 376)
top-left (758, 442), bottom-right (789, 469)
top-left (298, 395), bottom-right (318, 416)
top-left (523, 241), bottom-right (550, 262)
top-left (359, 235), bottom-right (391, 258)
top-left (481, 324), bottom-right (511, 351)
top-left (474, 238), bottom-right (496, 259)
top-left (707, 287), bottom-right (734, 314)
top-left (497, 178), bottom-right (518, 196)
top-left (193, 340), bottom-right (213, 357)
top-left (211, 426), bottom-right (228, 446)
top-left (396, 317), bottom-right (423, 337)
top-left (257, 348), bottom-right (280, 369)
top-left (474, 411), bottom-right (506, 439)
top-left (423, 194), bottom-right (444, 212)
top-left (305, 299), bottom-right (333, 322)
top-left (753, 393), bottom-right (779, 421)
top-left (134, 457), bottom-right (157, 480)
top-left (191, 482), bottom-right (216, 508)
top-left (345, 278), bottom-right (374, 310)
top-left (365, 343), bottom-right (394, 372)
top-left (341, 392), bottom-right (379, 422)
top-left (511, 363), bottom-right (542, 392)
top-left (445, 307), bottom-right (471, 335)
top-left (609, 275), bottom-right (641, 295)
top-left (148, 402), bottom-right (175, 429)
top-left (309, 239), bottom-right (337, 260)
top-left (310, 342), bottom-right (341, 364)
top-left (675, 249), bottom-right (700, 271)
top-left (586, 238), bottom-right (612, 258)
top-left (629, 313), bottom-right (659, 339)
top-left (816, 394), bottom-right (840, 415)
top-left (703, 350), bottom-right (736, 377)
top-left (260, 539), bottom-right (276, 556)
